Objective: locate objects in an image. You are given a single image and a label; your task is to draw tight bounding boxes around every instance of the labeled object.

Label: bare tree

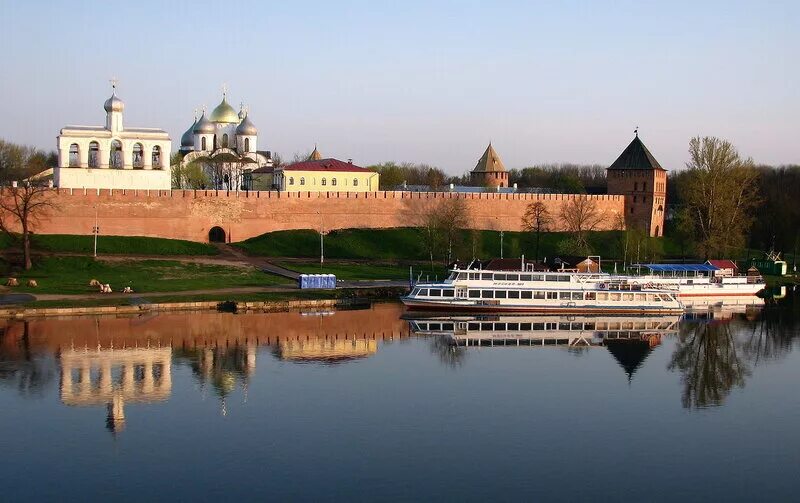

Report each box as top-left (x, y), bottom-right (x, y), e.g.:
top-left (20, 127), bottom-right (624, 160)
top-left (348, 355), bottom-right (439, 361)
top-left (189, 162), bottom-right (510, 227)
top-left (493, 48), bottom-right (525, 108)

top-left (0, 140), bottom-right (58, 270)
top-left (683, 136), bottom-right (761, 258)
top-left (559, 196), bottom-right (604, 255)
top-left (417, 197), bottom-right (469, 268)
top-left (522, 200), bottom-right (552, 262)
top-left (0, 183), bottom-right (56, 270)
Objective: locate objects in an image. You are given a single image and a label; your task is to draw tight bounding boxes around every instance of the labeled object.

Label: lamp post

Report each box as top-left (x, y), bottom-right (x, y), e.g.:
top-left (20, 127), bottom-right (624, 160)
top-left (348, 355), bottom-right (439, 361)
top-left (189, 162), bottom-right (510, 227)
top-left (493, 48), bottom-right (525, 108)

top-left (93, 206), bottom-right (99, 258)
top-left (317, 210), bottom-right (324, 265)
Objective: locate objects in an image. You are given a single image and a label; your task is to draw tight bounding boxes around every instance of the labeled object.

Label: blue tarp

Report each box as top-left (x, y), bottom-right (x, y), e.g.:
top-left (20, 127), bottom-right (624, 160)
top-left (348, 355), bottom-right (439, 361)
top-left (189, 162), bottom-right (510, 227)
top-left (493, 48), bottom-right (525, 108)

top-left (636, 263), bottom-right (719, 272)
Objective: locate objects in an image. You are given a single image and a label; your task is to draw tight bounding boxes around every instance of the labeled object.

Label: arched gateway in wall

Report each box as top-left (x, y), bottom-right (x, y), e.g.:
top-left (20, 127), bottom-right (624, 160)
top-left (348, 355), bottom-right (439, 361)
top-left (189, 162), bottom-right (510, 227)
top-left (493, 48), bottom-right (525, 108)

top-left (208, 226), bottom-right (226, 243)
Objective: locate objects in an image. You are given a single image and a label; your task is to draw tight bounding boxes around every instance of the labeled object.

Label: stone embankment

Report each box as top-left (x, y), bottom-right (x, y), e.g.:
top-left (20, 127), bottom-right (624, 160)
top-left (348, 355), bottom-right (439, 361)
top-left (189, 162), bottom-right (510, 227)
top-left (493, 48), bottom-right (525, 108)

top-left (0, 297), bottom-right (376, 319)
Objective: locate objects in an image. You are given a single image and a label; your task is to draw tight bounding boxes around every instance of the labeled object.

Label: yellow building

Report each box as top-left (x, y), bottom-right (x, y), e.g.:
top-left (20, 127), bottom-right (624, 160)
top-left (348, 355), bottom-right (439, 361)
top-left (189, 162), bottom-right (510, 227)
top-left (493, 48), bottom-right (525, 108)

top-left (274, 155), bottom-right (379, 192)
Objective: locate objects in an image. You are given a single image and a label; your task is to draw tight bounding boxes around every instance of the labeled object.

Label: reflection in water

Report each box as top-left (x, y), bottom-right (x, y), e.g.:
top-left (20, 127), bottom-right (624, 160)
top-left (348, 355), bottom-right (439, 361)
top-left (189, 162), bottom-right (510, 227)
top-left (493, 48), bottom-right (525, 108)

top-left (668, 321), bottom-right (748, 409)
top-left (407, 313), bottom-right (680, 380)
top-left (60, 344), bottom-right (172, 433)
top-left (0, 298), bottom-right (798, 430)
top-left (0, 304), bottom-right (413, 429)
top-left (671, 300), bottom-right (800, 409)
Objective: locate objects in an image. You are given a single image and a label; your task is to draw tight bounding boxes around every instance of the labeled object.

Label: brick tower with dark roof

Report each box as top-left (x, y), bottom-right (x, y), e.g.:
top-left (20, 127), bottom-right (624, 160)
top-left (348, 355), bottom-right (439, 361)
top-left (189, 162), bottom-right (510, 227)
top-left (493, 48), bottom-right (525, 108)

top-left (606, 133), bottom-right (667, 237)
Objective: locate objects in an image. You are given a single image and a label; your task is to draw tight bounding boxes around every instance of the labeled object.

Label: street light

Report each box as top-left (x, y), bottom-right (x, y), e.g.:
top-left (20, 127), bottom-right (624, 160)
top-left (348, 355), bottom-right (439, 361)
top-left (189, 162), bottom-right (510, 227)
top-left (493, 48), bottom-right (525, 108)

top-left (93, 205), bottom-right (99, 258)
top-left (316, 210), bottom-right (324, 265)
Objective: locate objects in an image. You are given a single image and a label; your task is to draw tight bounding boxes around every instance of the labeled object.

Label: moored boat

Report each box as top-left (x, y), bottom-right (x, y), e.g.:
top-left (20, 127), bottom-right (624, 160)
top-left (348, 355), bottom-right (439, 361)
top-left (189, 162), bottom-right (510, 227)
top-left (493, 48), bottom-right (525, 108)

top-left (402, 268), bottom-right (683, 314)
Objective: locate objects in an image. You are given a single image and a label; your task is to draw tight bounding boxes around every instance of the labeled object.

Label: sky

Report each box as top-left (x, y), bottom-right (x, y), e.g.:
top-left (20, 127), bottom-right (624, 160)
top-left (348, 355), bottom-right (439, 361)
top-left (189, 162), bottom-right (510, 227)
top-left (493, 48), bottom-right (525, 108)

top-left (0, 0), bottom-right (797, 174)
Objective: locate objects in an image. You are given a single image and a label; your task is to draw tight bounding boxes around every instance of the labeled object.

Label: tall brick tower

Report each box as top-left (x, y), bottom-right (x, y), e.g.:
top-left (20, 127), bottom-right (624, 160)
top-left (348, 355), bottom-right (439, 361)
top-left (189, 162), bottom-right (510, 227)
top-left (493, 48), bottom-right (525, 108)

top-left (606, 132), bottom-right (667, 237)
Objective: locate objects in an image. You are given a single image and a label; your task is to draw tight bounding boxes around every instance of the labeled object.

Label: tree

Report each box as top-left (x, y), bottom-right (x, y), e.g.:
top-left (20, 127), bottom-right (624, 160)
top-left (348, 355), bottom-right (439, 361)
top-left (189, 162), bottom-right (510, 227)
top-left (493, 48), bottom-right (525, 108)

top-left (170, 153), bottom-right (208, 189)
top-left (417, 197), bottom-right (469, 268)
top-left (521, 201), bottom-right (552, 262)
top-left (0, 140), bottom-right (58, 270)
top-left (682, 136), bottom-right (761, 258)
top-left (559, 196), bottom-right (604, 255)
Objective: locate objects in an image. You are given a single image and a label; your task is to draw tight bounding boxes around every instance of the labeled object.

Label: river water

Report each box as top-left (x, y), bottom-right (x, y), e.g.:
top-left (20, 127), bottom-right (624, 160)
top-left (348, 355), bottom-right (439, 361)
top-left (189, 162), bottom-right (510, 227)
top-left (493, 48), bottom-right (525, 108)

top-left (1, 294), bottom-right (799, 501)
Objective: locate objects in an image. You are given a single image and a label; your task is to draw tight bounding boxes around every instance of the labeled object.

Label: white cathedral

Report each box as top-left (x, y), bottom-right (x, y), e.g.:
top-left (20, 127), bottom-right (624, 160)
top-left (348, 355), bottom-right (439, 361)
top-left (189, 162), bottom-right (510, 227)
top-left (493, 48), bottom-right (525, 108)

top-left (56, 86), bottom-right (172, 190)
top-left (178, 90), bottom-right (272, 190)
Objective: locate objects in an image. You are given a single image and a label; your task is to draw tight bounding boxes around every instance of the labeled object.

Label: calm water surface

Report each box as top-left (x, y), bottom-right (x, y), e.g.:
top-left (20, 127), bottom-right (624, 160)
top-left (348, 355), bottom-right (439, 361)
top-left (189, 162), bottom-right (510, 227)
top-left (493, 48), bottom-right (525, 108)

top-left (1, 294), bottom-right (799, 502)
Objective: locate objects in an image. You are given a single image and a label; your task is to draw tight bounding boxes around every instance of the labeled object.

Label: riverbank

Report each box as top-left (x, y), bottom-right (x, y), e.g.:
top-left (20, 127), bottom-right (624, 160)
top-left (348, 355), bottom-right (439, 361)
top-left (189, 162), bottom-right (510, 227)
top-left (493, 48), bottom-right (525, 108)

top-left (0, 286), bottom-right (408, 318)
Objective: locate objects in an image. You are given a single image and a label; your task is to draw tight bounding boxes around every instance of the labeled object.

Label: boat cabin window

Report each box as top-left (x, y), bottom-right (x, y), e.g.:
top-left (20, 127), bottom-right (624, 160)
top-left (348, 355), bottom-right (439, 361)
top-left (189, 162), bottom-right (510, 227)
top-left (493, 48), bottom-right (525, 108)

top-left (495, 291), bottom-right (507, 299)
top-left (559, 322), bottom-right (571, 330)
top-left (429, 289), bottom-right (442, 297)
top-left (558, 276), bottom-right (570, 282)
top-left (447, 272), bottom-right (458, 280)
top-left (652, 294), bottom-right (661, 302)
top-left (469, 273), bottom-right (479, 280)
top-left (533, 291), bottom-right (545, 299)
top-left (622, 293), bottom-right (634, 301)
top-left (495, 323), bottom-right (507, 331)
top-left (507, 323), bottom-right (519, 330)
top-left (597, 292), bottom-right (608, 300)
top-left (635, 293), bottom-right (646, 301)
top-left (456, 273), bottom-right (467, 280)
top-left (531, 274), bottom-right (543, 281)
top-left (547, 292), bottom-right (558, 299)
top-left (659, 294), bottom-right (672, 301)
top-left (585, 292), bottom-right (596, 300)
top-left (495, 274), bottom-right (507, 280)
top-left (523, 291), bottom-right (534, 299)
top-left (572, 292), bottom-right (582, 300)
top-left (532, 323), bottom-right (545, 330)
top-left (559, 292), bottom-right (571, 300)
top-left (508, 291), bottom-right (520, 299)
top-left (546, 275), bottom-right (558, 282)
top-left (468, 322), bottom-right (479, 330)
top-left (610, 293), bottom-right (621, 301)
top-left (520, 274), bottom-right (532, 281)
top-left (481, 273), bottom-right (492, 280)
top-left (443, 289), bottom-right (455, 297)
top-left (520, 323), bottom-right (532, 330)
top-left (584, 322), bottom-right (595, 330)
top-left (481, 290), bottom-right (494, 298)
top-left (418, 289), bottom-right (429, 296)
top-left (469, 290), bottom-right (480, 298)
top-left (506, 274), bottom-right (519, 281)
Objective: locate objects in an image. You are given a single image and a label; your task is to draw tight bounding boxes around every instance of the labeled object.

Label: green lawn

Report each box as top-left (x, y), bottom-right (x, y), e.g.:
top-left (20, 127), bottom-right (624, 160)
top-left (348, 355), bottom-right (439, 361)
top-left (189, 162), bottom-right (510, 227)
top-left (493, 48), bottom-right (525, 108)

top-left (276, 261), bottom-right (445, 281)
top-left (236, 227), bottom-right (678, 262)
top-left (0, 234), bottom-right (218, 256)
top-left (1, 256), bottom-right (289, 295)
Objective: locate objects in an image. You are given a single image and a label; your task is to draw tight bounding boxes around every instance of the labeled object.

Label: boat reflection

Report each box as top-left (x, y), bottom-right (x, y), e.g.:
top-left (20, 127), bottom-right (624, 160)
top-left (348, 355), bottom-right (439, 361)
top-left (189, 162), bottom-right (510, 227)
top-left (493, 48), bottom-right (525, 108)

top-left (408, 313), bottom-right (680, 380)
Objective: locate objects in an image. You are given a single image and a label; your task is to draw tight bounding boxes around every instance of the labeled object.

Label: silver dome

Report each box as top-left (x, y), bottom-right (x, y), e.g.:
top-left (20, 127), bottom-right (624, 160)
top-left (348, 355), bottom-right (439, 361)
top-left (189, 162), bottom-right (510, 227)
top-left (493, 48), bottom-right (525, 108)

top-left (193, 113), bottom-right (215, 134)
top-left (236, 115), bottom-right (258, 136)
top-left (103, 93), bottom-right (124, 113)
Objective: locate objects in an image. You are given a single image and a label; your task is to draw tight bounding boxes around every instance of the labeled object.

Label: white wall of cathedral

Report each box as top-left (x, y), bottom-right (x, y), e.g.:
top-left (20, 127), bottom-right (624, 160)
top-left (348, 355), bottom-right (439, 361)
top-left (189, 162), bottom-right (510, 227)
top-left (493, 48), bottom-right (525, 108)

top-left (237, 134), bottom-right (256, 153)
top-left (215, 123), bottom-right (237, 149)
top-left (55, 166), bottom-right (172, 190)
top-left (194, 133), bottom-right (214, 152)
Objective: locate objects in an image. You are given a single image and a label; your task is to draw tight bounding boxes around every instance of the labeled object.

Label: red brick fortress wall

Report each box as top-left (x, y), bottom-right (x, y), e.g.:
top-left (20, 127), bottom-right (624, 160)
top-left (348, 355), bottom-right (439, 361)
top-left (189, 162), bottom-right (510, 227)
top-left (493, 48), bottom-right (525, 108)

top-left (5, 189), bottom-right (626, 243)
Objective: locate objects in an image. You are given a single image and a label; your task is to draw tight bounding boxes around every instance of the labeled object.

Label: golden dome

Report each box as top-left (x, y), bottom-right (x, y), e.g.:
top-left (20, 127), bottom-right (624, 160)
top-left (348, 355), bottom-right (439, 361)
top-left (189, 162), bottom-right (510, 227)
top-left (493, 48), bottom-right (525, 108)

top-left (209, 97), bottom-right (239, 123)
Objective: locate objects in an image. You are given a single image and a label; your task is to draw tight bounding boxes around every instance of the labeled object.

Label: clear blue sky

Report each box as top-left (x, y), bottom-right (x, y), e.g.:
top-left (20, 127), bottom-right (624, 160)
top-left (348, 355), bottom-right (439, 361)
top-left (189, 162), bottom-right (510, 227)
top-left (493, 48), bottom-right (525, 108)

top-left (1, 0), bottom-right (796, 174)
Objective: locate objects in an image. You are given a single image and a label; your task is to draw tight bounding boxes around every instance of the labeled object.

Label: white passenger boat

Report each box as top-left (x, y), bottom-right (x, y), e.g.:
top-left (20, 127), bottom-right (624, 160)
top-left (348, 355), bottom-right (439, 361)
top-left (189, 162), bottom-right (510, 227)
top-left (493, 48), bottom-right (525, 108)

top-left (402, 268), bottom-right (683, 314)
top-left (622, 263), bottom-right (765, 302)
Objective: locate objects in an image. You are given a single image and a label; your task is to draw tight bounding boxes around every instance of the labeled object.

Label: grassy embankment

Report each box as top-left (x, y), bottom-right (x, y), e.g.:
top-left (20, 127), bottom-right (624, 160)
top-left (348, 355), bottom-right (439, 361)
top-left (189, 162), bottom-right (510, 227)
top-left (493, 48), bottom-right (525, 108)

top-left (0, 256), bottom-right (289, 296)
top-left (0, 233), bottom-right (219, 256)
top-left (235, 227), bottom-right (684, 279)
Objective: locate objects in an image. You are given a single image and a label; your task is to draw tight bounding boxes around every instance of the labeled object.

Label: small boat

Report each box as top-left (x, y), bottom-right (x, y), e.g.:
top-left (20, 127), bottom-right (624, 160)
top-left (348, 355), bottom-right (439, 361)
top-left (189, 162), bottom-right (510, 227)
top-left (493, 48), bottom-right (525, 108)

top-left (402, 268), bottom-right (683, 314)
